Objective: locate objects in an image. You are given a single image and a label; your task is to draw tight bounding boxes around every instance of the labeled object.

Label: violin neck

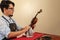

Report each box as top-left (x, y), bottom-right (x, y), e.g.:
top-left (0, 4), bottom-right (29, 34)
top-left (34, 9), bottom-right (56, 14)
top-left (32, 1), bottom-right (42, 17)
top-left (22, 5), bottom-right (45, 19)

top-left (34, 13), bottom-right (39, 18)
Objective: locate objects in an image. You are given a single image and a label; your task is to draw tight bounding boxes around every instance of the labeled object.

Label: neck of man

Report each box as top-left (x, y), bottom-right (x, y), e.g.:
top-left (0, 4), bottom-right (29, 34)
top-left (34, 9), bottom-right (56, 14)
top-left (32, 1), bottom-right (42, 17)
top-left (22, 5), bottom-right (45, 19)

top-left (4, 13), bottom-right (13, 18)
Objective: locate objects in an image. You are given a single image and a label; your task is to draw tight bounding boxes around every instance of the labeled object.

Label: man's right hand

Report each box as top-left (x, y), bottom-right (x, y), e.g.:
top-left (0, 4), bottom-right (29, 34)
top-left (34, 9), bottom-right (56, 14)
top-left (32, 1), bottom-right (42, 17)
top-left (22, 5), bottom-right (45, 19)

top-left (24, 26), bottom-right (30, 31)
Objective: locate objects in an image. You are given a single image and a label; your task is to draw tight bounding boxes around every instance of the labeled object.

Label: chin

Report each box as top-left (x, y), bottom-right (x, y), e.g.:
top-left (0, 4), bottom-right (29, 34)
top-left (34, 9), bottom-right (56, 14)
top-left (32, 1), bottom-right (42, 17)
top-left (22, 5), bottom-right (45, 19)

top-left (9, 15), bottom-right (13, 17)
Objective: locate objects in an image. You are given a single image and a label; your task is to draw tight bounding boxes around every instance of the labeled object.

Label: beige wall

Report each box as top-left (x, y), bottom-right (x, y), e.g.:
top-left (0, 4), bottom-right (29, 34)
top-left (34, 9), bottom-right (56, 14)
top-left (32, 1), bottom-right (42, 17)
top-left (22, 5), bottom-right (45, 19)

top-left (0, 0), bottom-right (60, 35)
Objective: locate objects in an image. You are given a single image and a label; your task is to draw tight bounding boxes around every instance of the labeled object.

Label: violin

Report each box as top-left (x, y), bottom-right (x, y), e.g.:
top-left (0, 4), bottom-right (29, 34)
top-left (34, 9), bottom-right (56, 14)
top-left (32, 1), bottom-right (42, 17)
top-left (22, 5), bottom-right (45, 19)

top-left (30, 9), bottom-right (42, 29)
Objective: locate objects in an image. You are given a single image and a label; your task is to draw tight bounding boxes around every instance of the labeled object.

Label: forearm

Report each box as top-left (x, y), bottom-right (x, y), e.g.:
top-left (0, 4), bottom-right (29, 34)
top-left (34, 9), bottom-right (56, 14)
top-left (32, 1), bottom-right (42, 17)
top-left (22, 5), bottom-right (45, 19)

top-left (8, 26), bottom-right (30, 38)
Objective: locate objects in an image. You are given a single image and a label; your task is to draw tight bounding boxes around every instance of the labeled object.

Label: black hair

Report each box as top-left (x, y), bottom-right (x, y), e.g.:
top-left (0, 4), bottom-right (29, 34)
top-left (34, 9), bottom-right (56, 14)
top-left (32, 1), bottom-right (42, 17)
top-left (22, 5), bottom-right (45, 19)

top-left (0, 0), bottom-right (15, 13)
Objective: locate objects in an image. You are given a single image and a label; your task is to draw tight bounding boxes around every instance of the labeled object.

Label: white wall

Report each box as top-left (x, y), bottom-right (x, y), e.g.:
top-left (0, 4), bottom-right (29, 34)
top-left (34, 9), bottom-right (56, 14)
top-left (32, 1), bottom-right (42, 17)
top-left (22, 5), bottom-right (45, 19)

top-left (0, 0), bottom-right (60, 35)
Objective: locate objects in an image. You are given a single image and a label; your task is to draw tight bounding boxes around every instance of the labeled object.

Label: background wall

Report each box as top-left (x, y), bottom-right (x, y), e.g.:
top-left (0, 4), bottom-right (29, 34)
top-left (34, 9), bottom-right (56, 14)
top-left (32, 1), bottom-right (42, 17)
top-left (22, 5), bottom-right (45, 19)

top-left (0, 0), bottom-right (60, 35)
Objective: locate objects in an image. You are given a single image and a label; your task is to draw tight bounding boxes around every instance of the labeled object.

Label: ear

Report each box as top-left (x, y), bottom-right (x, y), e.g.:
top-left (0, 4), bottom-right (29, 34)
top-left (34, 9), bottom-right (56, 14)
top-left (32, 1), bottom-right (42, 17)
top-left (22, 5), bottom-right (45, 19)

top-left (4, 8), bottom-right (6, 10)
top-left (4, 8), bottom-right (7, 12)
top-left (4, 8), bottom-right (6, 11)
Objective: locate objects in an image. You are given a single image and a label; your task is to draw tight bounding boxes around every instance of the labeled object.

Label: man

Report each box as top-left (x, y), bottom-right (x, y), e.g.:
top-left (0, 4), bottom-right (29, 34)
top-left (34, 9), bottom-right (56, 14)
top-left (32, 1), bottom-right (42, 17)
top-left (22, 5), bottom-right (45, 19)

top-left (0, 0), bottom-right (33, 40)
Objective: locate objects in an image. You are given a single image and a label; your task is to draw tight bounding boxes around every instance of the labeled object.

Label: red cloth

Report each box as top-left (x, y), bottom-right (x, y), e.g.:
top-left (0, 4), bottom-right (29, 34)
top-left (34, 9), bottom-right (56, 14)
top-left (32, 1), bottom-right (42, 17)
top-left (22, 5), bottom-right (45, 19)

top-left (12, 32), bottom-right (44, 40)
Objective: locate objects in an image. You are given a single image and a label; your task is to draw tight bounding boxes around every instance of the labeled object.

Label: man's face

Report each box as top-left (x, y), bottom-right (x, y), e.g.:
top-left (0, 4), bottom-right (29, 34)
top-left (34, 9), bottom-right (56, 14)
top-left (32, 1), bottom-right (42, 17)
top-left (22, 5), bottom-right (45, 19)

top-left (4, 4), bottom-right (14, 17)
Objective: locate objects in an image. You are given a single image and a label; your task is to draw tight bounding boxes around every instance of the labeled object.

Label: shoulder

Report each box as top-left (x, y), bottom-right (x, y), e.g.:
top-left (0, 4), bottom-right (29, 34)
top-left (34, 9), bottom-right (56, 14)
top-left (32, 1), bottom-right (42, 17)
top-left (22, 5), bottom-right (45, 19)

top-left (0, 16), bottom-right (7, 25)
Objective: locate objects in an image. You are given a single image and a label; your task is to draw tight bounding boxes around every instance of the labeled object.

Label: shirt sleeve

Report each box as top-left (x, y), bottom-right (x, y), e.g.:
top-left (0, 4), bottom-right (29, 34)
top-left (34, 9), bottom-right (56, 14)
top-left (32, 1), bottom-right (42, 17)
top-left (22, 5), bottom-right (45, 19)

top-left (0, 21), bottom-right (11, 38)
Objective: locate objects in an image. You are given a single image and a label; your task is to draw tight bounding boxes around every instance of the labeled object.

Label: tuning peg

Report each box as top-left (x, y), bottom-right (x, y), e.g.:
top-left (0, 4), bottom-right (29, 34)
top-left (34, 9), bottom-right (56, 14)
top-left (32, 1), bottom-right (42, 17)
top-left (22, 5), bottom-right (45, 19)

top-left (38, 9), bottom-right (42, 13)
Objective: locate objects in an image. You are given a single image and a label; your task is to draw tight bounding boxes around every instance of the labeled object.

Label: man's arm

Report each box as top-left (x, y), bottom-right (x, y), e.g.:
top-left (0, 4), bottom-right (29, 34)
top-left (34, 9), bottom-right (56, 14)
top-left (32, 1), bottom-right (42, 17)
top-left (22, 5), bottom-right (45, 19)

top-left (8, 26), bottom-right (30, 38)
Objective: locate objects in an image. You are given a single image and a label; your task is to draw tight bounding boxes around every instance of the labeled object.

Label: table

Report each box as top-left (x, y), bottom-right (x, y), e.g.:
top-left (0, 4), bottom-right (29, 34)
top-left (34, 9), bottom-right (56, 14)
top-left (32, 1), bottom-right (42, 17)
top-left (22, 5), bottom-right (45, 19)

top-left (12, 32), bottom-right (44, 40)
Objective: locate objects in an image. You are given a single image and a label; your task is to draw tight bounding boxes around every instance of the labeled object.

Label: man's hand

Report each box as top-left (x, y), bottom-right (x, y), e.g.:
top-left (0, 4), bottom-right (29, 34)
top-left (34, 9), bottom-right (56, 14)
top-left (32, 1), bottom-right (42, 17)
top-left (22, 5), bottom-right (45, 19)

top-left (24, 26), bottom-right (30, 31)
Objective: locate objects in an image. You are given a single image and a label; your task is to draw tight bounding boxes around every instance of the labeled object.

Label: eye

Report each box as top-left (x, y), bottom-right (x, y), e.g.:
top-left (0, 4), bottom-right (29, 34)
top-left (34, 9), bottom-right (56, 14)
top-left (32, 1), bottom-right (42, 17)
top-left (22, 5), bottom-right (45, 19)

top-left (8, 8), bottom-right (14, 10)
